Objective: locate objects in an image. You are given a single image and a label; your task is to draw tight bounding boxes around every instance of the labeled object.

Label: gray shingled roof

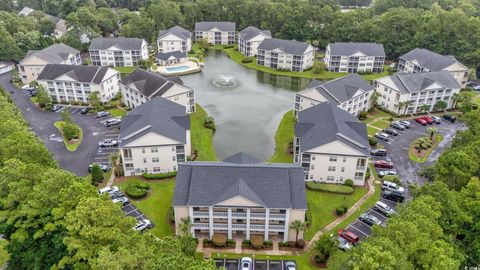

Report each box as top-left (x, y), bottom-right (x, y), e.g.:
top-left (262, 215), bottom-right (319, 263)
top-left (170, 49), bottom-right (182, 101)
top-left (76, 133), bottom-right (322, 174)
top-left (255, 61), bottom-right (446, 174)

top-left (296, 102), bottom-right (369, 154)
top-left (37, 64), bottom-right (110, 84)
top-left (304, 74), bottom-right (374, 104)
top-left (158, 25), bottom-right (191, 40)
top-left (156, 51), bottom-right (187, 61)
top-left (258, 38), bottom-right (311, 55)
top-left (173, 153), bottom-right (307, 209)
top-left (329, 42), bottom-right (385, 57)
top-left (400, 48), bottom-right (465, 71)
top-left (89, 37), bottom-right (145, 51)
top-left (21, 43), bottom-right (79, 64)
top-left (383, 71), bottom-right (461, 95)
top-left (238, 26), bottom-right (271, 41)
top-left (119, 96), bottom-right (189, 147)
top-left (195, 21), bottom-right (235, 32)
top-left (121, 69), bottom-right (185, 98)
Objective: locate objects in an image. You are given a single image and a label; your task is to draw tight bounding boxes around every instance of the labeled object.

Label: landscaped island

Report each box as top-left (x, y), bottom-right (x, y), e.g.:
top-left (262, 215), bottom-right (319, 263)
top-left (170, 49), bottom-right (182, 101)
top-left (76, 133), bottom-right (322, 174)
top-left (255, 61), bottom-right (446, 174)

top-left (54, 120), bottom-right (83, 152)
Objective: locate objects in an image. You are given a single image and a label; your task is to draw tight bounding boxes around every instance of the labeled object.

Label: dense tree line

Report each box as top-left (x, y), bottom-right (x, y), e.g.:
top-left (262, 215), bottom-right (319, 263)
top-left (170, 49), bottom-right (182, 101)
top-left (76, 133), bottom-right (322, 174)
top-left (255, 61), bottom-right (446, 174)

top-left (0, 88), bottom-right (215, 269)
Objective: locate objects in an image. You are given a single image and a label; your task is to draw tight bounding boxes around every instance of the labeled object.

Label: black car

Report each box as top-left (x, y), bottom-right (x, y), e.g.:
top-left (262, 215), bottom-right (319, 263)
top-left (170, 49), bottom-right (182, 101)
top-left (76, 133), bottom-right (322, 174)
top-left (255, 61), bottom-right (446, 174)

top-left (370, 149), bottom-right (387, 157)
top-left (382, 190), bottom-right (405, 203)
top-left (390, 122), bottom-right (405, 131)
top-left (383, 128), bottom-right (398, 136)
top-left (443, 114), bottom-right (456, 123)
top-left (80, 107), bottom-right (91, 114)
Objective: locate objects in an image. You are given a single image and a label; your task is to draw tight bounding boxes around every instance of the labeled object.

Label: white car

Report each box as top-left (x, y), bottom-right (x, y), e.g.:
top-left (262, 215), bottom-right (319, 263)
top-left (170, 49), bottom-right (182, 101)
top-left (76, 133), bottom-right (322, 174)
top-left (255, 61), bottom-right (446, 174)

top-left (240, 257), bottom-right (252, 270)
top-left (431, 116), bottom-right (441, 124)
top-left (374, 201), bottom-right (396, 216)
top-left (382, 181), bottom-right (405, 193)
top-left (133, 219), bottom-right (152, 232)
top-left (112, 196), bottom-right (130, 206)
top-left (378, 170), bottom-right (397, 178)
top-left (98, 139), bottom-right (118, 147)
top-left (98, 186), bottom-right (119, 195)
top-left (337, 236), bottom-right (352, 251)
top-left (285, 261), bottom-right (297, 270)
top-left (399, 120), bottom-right (411, 128)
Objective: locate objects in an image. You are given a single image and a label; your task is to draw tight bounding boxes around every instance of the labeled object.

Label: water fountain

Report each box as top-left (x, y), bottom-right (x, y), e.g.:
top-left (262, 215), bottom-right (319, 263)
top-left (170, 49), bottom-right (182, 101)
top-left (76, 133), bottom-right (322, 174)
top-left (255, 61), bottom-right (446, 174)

top-left (212, 74), bottom-right (238, 88)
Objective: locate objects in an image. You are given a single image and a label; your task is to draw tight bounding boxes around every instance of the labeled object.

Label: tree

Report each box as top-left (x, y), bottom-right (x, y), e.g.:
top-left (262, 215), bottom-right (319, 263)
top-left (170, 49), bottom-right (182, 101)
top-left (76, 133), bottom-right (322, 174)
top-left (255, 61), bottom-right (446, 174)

top-left (289, 220), bottom-right (306, 242)
top-left (370, 91), bottom-right (381, 109)
top-left (62, 122), bottom-right (79, 141)
top-left (109, 151), bottom-right (120, 175)
top-left (36, 84), bottom-right (52, 107)
top-left (91, 164), bottom-right (104, 183)
top-left (312, 61), bottom-right (325, 74)
top-left (178, 217), bottom-right (192, 237)
top-left (398, 100), bottom-right (412, 115)
top-left (0, 239), bottom-right (9, 268)
top-left (89, 91), bottom-right (101, 111)
top-left (0, 24), bottom-right (23, 61)
top-left (433, 100), bottom-right (448, 111)
top-left (426, 127), bottom-right (438, 141)
top-left (413, 137), bottom-right (431, 154)
top-left (60, 110), bottom-right (73, 124)
top-left (419, 104), bottom-right (431, 113)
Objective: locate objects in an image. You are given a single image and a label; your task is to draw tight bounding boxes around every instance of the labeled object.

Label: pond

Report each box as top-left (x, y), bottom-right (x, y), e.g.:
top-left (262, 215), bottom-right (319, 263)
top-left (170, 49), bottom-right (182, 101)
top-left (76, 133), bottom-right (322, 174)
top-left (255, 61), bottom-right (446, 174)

top-left (182, 50), bottom-right (311, 161)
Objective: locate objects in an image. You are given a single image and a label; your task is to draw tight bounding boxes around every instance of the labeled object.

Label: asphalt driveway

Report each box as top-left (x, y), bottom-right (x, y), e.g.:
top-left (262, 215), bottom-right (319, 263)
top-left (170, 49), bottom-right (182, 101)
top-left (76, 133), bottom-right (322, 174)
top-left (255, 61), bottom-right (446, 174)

top-left (0, 73), bottom-right (118, 176)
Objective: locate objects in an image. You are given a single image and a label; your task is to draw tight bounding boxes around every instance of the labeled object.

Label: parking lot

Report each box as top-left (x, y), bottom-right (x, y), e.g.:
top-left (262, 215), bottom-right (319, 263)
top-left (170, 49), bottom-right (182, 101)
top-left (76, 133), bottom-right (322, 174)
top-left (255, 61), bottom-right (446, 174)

top-left (122, 203), bottom-right (149, 222)
top-left (214, 258), bottom-right (296, 270)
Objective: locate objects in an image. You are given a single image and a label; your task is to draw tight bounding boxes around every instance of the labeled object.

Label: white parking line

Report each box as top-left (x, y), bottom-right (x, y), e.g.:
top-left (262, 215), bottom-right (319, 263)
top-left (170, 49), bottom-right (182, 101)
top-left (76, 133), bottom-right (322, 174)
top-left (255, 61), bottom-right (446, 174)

top-left (96, 152), bottom-right (111, 155)
top-left (94, 157), bottom-right (109, 160)
top-left (104, 134), bottom-right (119, 137)
top-left (357, 219), bottom-right (375, 228)
top-left (381, 198), bottom-right (398, 205)
top-left (348, 224), bottom-right (369, 236)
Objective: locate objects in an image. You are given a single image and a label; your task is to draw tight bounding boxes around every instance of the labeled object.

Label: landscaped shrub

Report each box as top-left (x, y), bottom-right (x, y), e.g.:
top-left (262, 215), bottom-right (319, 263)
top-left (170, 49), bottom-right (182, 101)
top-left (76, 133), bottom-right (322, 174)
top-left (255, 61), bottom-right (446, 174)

top-left (223, 45), bottom-right (234, 49)
top-left (336, 206), bottom-right (346, 216)
top-left (234, 47), bottom-right (238, 51)
top-left (251, 235), bottom-right (263, 249)
top-left (212, 234), bottom-right (227, 247)
top-left (125, 181), bottom-right (150, 199)
top-left (344, 179), bottom-right (354, 187)
top-left (288, 241), bottom-right (296, 248)
top-left (143, 171), bottom-right (177, 179)
top-left (241, 57), bottom-right (254, 63)
top-left (305, 182), bottom-right (354, 194)
top-left (242, 240), bottom-right (251, 247)
top-left (168, 207), bottom-right (175, 224)
top-left (91, 164), bottom-right (104, 184)
top-left (297, 239), bottom-right (306, 248)
top-left (62, 122), bottom-right (80, 141)
top-left (226, 239), bottom-right (235, 247)
top-left (358, 111), bottom-right (368, 120)
top-left (278, 242), bottom-right (285, 247)
top-left (263, 240), bottom-right (273, 247)
top-left (368, 137), bottom-right (378, 147)
top-left (204, 116), bottom-right (216, 131)
top-left (305, 203), bottom-right (312, 227)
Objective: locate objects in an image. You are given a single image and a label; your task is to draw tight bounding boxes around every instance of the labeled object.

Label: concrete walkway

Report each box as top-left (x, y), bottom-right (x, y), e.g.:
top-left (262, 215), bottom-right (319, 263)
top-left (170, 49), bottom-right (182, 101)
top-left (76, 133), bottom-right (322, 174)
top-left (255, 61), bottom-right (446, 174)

top-left (106, 169), bottom-right (116, 187)
top-left (305, 177), bottom-right (376, 250)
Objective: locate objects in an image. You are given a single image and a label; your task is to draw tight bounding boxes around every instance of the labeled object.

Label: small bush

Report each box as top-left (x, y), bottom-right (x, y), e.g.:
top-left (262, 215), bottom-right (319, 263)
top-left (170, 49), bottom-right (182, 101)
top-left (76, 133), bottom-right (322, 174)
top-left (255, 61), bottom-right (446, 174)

top-left (358, 111), bottom-right (368, 120)
top-left (288, 241), bottom-right (296, 248)
top-left (297, 239), bottom-right (306, 248)
top-left (242, 240), bottom-right (251, 247)
top-left (336, 206), bottom-right (346, 216)
top-left (305, 182), bottom-right (354, 194)
top-left (278, 242), bottom-right (285, 247)
top-left (224, 45), bottom-right (234, 49)
top-left (226, 239), bottom-right (235, 247)
top-left (344, 179), bottom-right (354, 187)
top-left (125, 181), bottom-right (150, 199)
top-left (234, 47), bottom-right (239, 51)
top-left (143, 171), bottom-right (177, 179)
top-left (263, 240), bottom-right (273, 247)
top-left (212, 234), bottom-right (227, 247)
top-left (91, 164), bottom-right (104, 184)
top-left (368, 137), bottom-right (378, 147)
top-left (204, 116), bottom-right (216, 131)
top-left (251, 235), bottom-right (263, 249)
top-left (241, 57), bottom-right (254, 63)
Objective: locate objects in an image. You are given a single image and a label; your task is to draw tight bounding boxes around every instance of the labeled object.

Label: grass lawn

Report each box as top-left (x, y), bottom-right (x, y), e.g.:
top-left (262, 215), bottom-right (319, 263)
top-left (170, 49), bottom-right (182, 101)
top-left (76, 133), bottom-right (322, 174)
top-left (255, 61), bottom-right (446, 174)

top-left (473, 93), bottom-right (480, 105)
top-left (30, 96), bottom-right (38, 103)
top-left (119, 177), bottom-right (176, 237)
top-left (54, 121), bottom-right (83, 151)
top-left (409, 134), bottom-right (444, 163)
top-left (370, 119), bottom-right (390, 130)
top-left (113, 66), bottom-right (137, 74)
top-left (269, 110), bottom-right (295, 163)
top-left (107, 107), bottom-right (127, 117)
top-left (304, 186), bottom-right (368, 240)
top-left (367, 126), bottom-right (379, 136)
top-left (191, 104), bottom-right (217, 161)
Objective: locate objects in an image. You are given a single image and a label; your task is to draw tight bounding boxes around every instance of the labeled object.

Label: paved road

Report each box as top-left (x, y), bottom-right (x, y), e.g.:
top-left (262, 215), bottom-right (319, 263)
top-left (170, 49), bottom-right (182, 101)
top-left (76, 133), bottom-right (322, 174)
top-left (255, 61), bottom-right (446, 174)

top-left (0, 73), bottom-right (117, 176)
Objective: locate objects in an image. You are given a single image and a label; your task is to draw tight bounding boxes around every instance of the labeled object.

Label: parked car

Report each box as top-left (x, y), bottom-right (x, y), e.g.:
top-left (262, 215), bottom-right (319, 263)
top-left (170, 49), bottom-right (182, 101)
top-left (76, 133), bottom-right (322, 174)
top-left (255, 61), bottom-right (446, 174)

top-left (337, 236), bottom-right (352, 251)
top-left (106, 118), bottom-right (121, 127)
top-left (374, 160), bottom-right (394, 169)
top-left (382, 181), bottom-right (405, 192)
top-left (133, 219), bottom-right (152, 232)
top-left (339, 229), bottom-right (360, 245)
top-left (370, 149), bottom-right (387, 157)
top-left (109, 190), bottom-right (125, 199)
top-left (431, 116), bottom-right (441, 124)
top-left (80, 107), bottom-right (91, 114)
top-left (378, 170), bottom-right (397, 178)
top-left (98, 186), bottom-right (119, 195)
top-left (96, 111), bottom-right (110, 118)
top-left (375, 132), bottom-right (389, 142)
top-left (241, 257), bottom-right (253, 270)
top-left (21, 84), bottom-right (33, 90)
top-left (400, 120), bottom-right (411, 128)
top-left (285, 261), bottom-right (297, 270)
top-left (359, 213), bottom-right (382, 226)
top-left (98, 139), bottom-right (118, 147)
top-left (414, 117), bottom-right (428, 126)
top-left (112, 196), bottom-right (130, 206)
top-left (51, 105), bottom-right (63, 112)
top-left (88, 163), bottom-right (109, 172)
top-left (28, 89), bottom-right (37, 96)
top-left (374, 201), bottom-right (396, 216)
top-left (421, 116), bottom-right (433, 124)
top-left (390, 121), bottom-right (405, 131)
top-left (383, 128), bottom-right (398, 136)
top-left (443, 114), bottom-right (456, 123)
top-left (383, 190), bottom-right (405, 203)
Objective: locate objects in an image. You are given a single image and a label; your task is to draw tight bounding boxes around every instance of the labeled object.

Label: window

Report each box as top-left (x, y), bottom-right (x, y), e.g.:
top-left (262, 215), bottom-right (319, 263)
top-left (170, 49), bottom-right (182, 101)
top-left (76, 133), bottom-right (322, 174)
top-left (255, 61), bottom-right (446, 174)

top-left (123, 149), bottom-right (132, 158)
top-left (172, 156), bottom-right (176, 161)
top-left (172, 146), bottom-right (175, 151)
top-left (152, 157), bottom-right (159, 162)
top-left (341, 167), bottom-right (345, 172)
top-left (327, 176), bottom-right (335, 181)
top-left (310, 165), bottom-right (314, 170)
top-left (151, 147), bottom-right (158, 153)
top-left (311, 155), bottom-right (315, 160)
top-left (328, 166), bottom-right (336, 172)
top-left (329, 156), bottom-right (337, 162)
top-left (153, 167), bottom-right (160, 172)
top-left (343, 157), bottom-right (347, 162)
top-left (142, 148), bottom-right (145, 153)
top-left (125, 163), bottom-right (134, 170)
top-left (173, 165), bottom-right (176, 171)
top-left (143, 158), bottom-right (146, 163)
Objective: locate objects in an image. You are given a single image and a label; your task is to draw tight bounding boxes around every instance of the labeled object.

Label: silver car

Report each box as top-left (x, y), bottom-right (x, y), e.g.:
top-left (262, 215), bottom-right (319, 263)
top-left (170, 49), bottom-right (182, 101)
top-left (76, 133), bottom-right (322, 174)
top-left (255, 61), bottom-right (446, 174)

top-left (133, 219), bottom-right (152, 232)
top-left (374, 201), bottom-right (396, 216)
top-left (338, 236), bottom-right (352, 251)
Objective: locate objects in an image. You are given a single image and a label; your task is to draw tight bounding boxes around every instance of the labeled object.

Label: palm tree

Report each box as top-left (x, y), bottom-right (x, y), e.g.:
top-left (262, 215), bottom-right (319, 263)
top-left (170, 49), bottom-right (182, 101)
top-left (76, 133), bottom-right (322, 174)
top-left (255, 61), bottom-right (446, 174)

top-left (419, 104), bottom-right (431, 113)
top-left (414, 137), bottom-right (431, 154)
top-left (403, 100), bottom-right (413, 115)
top-left (290, 220), bottom-right (307, 242)
top-left (452, 93), bottom-right (460, 109)
top-left (397, 101), bottom-right (408, 115)
top-left (178, 217), bottom-right (192, 237)
top-left (370, 91), bottom-right (381, 109)
top-left (109, 151), bottom-right (120, 175)
top-left (426, 127), bottom-right (438, 141)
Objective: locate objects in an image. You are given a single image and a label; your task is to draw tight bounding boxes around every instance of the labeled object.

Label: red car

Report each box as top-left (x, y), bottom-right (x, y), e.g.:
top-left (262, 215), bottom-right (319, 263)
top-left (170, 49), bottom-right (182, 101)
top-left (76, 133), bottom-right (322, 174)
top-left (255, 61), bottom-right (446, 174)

top-left (339, 229), bottom-right (360, 244)
top-left (421, 116), bottom-right (433, 124)
top-left (374, 160), bottom-right (394, 169)
top-left (415, 117), bottom-right (427, 125)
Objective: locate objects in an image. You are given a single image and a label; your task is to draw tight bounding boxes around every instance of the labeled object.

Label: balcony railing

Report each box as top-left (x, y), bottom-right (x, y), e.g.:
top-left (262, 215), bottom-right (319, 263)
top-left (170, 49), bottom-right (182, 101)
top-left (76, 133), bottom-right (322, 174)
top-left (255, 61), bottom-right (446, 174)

top-left (231, 212), bottom-right (247, 218)
top-left (269, 214), bottom-right (286, 219)
top-left (250, 213), bottom-right (266, 219)
top-left (193, 223), bottom-right (209, 229)
top-left (232, 224), bottom-right (246, 229)
top-left (354, 176), bottom-right (364, 181)
top-left (356, 166), bottom-right (366, 171)
top-left (250, 224), bottom-right (265, 230)
top-left (192, 211), bottom-right (209, 218)
top-left (212, 212), bottom-right (228, 218)
top-left (269, 225), bottom-right (285, 230)
top-left (213, 223), bottom-right (227, 229)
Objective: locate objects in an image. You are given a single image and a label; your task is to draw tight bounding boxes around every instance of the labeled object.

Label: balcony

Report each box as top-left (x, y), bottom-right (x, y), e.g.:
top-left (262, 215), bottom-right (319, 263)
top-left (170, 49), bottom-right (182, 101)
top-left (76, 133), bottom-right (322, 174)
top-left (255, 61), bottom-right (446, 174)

top-left (250, 213), bottom-right (266, 219)
top-left (354, 176), bottom-right (364, 181)
top-left (231, 212), bottom-right (247, 218)
top-left (250, 224), bottom-right (265, 230)
top-left (269, 213), bottom-right (286, 219)
top-left (124, 157), bottom-right (133, 161)
top-left (192, 211), bottom-right (209, 218)
top-left (213, 212), bottom-right (228, 218)
top-left (356, 166), bottom-right (366, 171)
top-left (213, 223), bottom-right (228, 229)
top-left (232, 224), bottom-right (247, 229)
top-left (269, 225), bottom-right (285, 230)
top-left (193, 223), bottom-right (209, 229)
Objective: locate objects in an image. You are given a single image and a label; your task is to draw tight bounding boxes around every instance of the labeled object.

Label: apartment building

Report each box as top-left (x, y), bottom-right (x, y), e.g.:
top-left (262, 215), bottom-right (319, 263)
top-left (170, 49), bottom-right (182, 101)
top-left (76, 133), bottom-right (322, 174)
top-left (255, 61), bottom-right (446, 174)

top-left (194, 21), bottom-right (235, 45)
top-left (119, 97), bottom-right (191, 176)
top-left (373, 71), bottom-right (461, 115)
top-left (37, 64), bottom-right (120, 103)
top-left (157, 25), bottom-right (192, 53)
top-left (294, 74), bottom-right (374, 117)
top-left (325, 42), bottom-right (385, 73)
top-left (294, 102), bottom-right (370, 186)
top-left (257, 38), bottom-right (315, 72)
top-left (238, 26), bottom-right (272, 57)
top-left (89, 37), bottom-right (148, 67)
top-left (121, 69), bottom-right (195, 113)
top-left (17, 43), bottom-right (81, 84)
top-left (173, 152), bottom-right (307, 242)
top-left (398, 48), bottom-right (470, 88)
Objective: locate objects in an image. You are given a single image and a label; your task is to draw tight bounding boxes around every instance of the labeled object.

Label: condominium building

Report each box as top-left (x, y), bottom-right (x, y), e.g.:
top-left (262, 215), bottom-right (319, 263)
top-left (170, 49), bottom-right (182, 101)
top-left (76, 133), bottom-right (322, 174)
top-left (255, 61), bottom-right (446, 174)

top-left (398, 48), bottom-right (470, 88)
top-left (121, 69), bottom-right (195, 113)
top-left (119, 97), bottom-right (191, 176)
top-left (325, 42), bottom-right (385, 73)
top-left (157, 25), bottom-right (192, 53)
top-left (373, 71), bottom-right (461, 115)
top-left (89, 37), bottom-right (148, 67)
top-left (173, 152), bottom-right (307, 242)
top-left (257, 38), bottom-right (315, 72)
top-left (37, 64), bottom-right (120, 103)
top-left (294, 102), bottom-right (370, 186)
top-left (238, 26), bottom-right (271, 57)
top-left (294, 74), bottom-right (374, 117)
top-left (194, 21), bottom-right (235, 45)
top-left (17, 43), bottom-right (81, 84)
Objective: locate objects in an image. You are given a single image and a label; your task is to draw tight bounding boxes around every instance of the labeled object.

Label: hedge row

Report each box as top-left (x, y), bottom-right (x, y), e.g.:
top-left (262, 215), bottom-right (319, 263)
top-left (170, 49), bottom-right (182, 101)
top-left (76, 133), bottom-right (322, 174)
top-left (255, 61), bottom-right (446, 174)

top-left (125, 181), bottom-right (150, 199)
top-left (143, 171), bottom-right (177, 179)
top-left (305, 182), bottom-right (354, 195)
